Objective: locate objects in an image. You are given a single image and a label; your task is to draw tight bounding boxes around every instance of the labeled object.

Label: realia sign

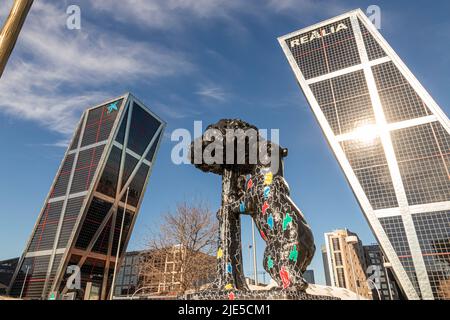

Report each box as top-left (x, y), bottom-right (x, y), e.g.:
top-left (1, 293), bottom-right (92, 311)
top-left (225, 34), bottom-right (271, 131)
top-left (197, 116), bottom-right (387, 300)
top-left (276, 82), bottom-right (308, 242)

top-left (290, 23), bottom-right (348, 48)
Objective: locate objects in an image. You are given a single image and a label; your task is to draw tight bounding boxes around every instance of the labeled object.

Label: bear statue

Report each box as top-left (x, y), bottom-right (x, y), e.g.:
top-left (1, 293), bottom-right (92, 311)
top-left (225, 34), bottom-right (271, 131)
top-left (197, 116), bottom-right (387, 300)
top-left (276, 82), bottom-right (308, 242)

top-left (189, 119), bottom-right (316, 299)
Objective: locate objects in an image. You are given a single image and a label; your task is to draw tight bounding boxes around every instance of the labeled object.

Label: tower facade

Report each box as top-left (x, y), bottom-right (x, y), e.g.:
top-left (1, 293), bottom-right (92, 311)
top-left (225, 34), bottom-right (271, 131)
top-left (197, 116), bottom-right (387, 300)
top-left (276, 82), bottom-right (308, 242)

top-left (324, 230), bottom-right (371, 299)
top-left (363, 244), bottom-right (400, 300)
top-left (8, 93), bottom-right (165, 300)
top-left (279, 9), bottom-right (450, 300)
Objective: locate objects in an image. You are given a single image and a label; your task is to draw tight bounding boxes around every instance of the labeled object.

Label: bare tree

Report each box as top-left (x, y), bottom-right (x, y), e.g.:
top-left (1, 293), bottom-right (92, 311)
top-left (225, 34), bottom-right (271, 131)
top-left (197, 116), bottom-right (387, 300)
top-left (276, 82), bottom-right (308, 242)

top-left (138, 202), bottom-right (218, 296)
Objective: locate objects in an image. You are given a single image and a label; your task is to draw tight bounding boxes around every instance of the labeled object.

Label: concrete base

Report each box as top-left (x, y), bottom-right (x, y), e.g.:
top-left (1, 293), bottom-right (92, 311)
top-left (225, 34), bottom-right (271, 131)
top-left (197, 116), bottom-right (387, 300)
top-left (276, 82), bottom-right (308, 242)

top-left (0, 296), bottom-right (19, 300)
top-left (305, 284), bottom-right (368, 300)
top-left (185, 288), bottom-right (340, 301)
top-left (184, 282), bottom-right (368, 301)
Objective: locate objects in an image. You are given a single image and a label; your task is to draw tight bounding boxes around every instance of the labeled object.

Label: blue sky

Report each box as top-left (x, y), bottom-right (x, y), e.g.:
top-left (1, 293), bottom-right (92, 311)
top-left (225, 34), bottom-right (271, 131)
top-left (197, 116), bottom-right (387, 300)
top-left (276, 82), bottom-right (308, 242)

top-left (0, 0), bottom-right (449, 286)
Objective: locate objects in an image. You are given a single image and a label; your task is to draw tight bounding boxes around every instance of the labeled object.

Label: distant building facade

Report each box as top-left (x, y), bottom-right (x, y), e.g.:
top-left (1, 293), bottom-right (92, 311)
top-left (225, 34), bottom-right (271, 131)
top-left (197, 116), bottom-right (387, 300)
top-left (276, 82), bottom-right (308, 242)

top-left (303, 270), bottom-right (315, 284)
top-left (0, 258), bottom-right (19, 295)
top-left (363, 244), bottom-right (400, 300)
top-left (321, 245), bottom-right (332, 286)
top-left (8, 94), bottom-right (165, 300)
top-left (323, 229), bottom-right (404, 300)
top-left (114, 251), bottom-right (140, 297)
top-left (114, 247), bottom-right (215, 298)
top-left (324, 230), bottom-right (371, 299)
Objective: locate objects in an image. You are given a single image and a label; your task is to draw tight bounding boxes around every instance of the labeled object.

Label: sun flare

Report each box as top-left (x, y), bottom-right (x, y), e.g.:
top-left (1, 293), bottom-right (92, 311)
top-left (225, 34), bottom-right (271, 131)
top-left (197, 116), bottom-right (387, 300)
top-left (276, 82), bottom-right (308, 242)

top-left (353, 124), bottom-right (379, 144)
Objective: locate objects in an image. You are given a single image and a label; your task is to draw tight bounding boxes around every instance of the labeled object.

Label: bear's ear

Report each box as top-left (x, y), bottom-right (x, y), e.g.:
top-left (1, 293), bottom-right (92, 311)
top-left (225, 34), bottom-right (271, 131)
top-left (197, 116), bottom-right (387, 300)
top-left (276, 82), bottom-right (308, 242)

top-left (282, 148), bottom-right (289, 158)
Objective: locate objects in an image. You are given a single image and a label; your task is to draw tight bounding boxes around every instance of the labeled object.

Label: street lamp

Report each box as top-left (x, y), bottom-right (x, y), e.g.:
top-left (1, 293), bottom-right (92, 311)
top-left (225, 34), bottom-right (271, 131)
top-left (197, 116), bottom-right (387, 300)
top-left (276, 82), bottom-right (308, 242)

top-left (251, 218), bottom-right (258, 286)
top-left (247, 244), bottom-right (252, 282)
top-left (109, 187), bottom-right (130, 300)
top-left (131, 286), bottom-right (154, 300)
top-left (367, 278), bottom-right (382, 300)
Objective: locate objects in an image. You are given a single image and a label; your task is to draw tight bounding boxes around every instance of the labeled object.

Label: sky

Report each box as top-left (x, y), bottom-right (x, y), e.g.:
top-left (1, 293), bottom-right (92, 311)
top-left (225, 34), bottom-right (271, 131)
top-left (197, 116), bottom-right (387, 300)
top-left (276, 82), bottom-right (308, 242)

top-left (0, 0), bottom-right (450, 286)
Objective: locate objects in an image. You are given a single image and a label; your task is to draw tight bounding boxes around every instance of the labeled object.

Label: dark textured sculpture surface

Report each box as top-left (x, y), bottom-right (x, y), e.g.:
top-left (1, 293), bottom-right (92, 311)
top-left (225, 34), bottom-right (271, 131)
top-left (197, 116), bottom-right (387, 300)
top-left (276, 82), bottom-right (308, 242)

top-left (189, 119), bottom-right (319, 300)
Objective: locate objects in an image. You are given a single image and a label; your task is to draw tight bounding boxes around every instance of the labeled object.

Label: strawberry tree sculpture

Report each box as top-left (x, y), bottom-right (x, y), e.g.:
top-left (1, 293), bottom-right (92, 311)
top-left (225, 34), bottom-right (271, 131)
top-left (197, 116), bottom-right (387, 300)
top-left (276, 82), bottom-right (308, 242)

top-left (189, 119), bottom-right (317, 300)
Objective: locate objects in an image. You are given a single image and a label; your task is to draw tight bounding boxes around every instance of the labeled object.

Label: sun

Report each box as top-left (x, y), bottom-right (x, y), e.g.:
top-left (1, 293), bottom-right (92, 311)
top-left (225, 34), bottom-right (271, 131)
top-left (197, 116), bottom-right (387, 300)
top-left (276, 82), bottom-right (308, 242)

top-left (353, 124), bottom-right (379, 144)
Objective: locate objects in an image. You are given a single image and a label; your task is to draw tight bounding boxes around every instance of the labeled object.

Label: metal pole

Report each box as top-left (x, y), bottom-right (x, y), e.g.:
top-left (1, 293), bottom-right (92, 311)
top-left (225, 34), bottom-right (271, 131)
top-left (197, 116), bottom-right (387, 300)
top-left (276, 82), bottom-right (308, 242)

top-left (109, 187), bottom-right (129, 300)
top-left (248, 244), bottom-right (252, 282)
top-left (0, 0), bottom-right (33, 78)
top-left (385, 272), bottom-right (394, 300)
top-left (251, 218), bottom-right (258, 286)
top-left (131, 286), bottom-right (153, 300)
top-left (383, 262), bottom-right (394, 300)
top-left (19, 265), bottom-right (30, 299)
top-left (368, 279), bottom-right (382, 300)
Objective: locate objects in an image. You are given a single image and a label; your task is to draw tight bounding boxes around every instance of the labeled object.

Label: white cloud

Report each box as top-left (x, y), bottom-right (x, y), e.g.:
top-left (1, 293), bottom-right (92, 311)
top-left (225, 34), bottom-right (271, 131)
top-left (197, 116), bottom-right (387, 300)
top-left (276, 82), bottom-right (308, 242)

top-left (151, 101), bottom-right (201, 120)
top-left (266, 0), bottom-right (350, 14)
top-left (0, 0), bottom-right (352, 144)
top-left (195, 85), bottom-right (227, 102)
top-left (87, 0), bottom-right (351, 30)
top-left (0, 1), bottom-right (192, 139)
top-left (88, 0), bottom-right (245, 30)
top-left (266, 0), bottom-right (316, 12)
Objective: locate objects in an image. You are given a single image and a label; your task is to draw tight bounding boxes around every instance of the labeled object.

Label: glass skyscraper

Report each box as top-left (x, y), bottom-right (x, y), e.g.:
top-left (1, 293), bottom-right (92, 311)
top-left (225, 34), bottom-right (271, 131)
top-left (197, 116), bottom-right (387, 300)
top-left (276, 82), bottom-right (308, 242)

top-left (8, 94), bottom-right (165, 300)
top-left (279, 9), bottom-right (450, 300)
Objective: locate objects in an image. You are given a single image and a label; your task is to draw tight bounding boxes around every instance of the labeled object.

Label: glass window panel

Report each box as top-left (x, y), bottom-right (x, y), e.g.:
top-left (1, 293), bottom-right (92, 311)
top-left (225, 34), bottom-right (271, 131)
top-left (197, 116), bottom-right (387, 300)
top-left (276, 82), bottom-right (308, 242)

top-left (70, 145), bottom-right (105, 194)
top-left (52, 154), bottom-right (75, 198)
top-left (342, 138), bottom-right (387, 170)
top-left (310, 70), bottom-right (375, 136)
top-left (354, 164), bottom-right (398, 210)
top-left (121, 154), bottom-right (139, 189)
top-left (287, 18), bottom-right (360, 80)
top-left (392, 122), bottom-right (450, 205)
top-left (379, 216), bottom-right (421, 296)
top-left (122, 163), bottom-right (150, 208)
top-left (372, 62), bottom-right (431, 123)
top-left (398, 155), bottom-right (449, 205)
top-left (145, 131), bottom-right (162, 162)
top-left (97, 146), bottom-right (122, 198)
top-left (81, 100), bottom-right (122, 147)
top-left (127, 104), bottom-right (161, 156)
top-left (413, 211), bottom-right (450, 300)
top-left (57, 196), bottom-right (85, 249)
top-left (70, 115), bottom-right (85, 151)
top-left (358, 18), bottom-right (386, 61)
top-left (115, 107), bottom-right (129, 145)
top-left (75, 197), bottom-right (113, 249)
top-left (28, 201), bottom-right (64, 252)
